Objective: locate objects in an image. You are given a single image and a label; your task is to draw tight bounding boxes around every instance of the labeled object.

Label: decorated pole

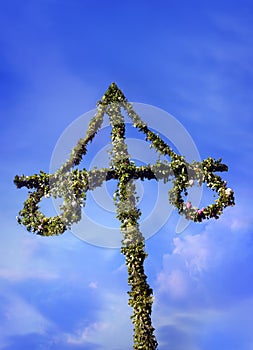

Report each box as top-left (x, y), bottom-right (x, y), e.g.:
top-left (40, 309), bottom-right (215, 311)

top-left (14, 83), bottom-right (235, 349)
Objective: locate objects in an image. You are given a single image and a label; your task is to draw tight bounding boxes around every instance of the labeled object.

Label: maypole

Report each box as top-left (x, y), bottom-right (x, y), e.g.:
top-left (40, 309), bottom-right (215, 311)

top-left (14, 83), bottom-right (235, 349)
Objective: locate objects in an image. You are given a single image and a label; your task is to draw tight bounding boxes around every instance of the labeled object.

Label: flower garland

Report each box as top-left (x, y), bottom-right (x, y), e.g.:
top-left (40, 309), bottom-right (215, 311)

top-left (14, 82), bottom-right (235, 234)
top-left (169, 157), bottom-right (235, 222)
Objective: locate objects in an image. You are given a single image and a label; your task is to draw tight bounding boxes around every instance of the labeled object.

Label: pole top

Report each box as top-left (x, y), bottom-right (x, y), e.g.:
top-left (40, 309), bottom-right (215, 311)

top-left (98, 82), bottom-right (126, 105)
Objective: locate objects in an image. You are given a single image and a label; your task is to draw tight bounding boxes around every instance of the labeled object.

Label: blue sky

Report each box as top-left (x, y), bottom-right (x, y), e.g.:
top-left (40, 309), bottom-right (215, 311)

top-left (1, 0), bottom-right (253, 349)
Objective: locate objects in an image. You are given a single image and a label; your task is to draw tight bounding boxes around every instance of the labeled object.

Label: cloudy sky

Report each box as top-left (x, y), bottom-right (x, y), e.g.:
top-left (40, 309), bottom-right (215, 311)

top-left (1, 0), bottom-right (253, 349)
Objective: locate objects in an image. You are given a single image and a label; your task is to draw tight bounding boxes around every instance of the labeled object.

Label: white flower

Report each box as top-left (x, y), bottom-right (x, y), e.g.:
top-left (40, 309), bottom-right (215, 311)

top-left (45, 193), bottom-right (50, 198)
top-left (189, 179), bottom-right (194, 186)
top-left (225, 188), bottom-right (233, 196)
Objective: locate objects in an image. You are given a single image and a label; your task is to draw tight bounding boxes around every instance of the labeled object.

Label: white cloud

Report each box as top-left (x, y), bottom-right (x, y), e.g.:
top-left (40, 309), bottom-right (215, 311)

top-left (220, 202), bottom-right (253, 232)
top-left (0, 267), bottom-right (59, 282)
top-left (173, 234), bottom-right (211, 273)
top-left (157, 268), bottom-right (189, 299)
top-left (0, 291), bottom-right (55, 348)
top-left (64, 290), bottom-right (132, 350)
top-left (154, 298), bottom-right (253, 350)
top-left (88, 281), bottom-right (98, 289)
top-left (66, 321), bottom-right (109, 345)
top-left (0, 229), bottom-right (62, 282)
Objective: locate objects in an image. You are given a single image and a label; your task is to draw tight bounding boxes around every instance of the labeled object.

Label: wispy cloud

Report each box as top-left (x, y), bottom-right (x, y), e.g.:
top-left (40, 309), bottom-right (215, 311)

top-left (0, 268), bottom-right (59, 282)
top-left (88, 281), bottom-right (98, 289)
top-left (66, 321), bottom-right (109, 345)
top-left (0, 291), bottom-right (55, 348)
top-left (64, 291), bottom-right (132, 350)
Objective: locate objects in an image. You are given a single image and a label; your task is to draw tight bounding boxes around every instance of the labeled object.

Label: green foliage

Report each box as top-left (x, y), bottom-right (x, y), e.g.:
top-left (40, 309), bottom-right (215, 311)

top-left (14, 82), bottom-right (235, 349)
